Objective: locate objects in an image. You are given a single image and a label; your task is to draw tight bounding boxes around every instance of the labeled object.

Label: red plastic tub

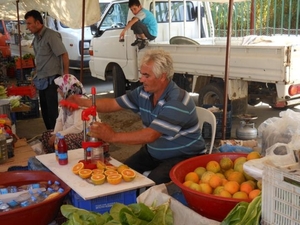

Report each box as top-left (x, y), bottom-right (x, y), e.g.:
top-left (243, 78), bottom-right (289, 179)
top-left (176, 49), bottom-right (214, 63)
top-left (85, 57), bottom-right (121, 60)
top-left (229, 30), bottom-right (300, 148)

top-left (170, 152), bottom-right (251, 222)
top-left (0, 171), bottom-right (71, 225)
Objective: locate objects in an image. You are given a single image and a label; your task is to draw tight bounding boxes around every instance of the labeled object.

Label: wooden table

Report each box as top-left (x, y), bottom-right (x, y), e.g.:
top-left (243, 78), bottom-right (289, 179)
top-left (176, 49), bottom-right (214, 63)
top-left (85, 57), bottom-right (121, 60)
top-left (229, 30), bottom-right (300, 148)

top-left (0, 144), bottom-right (36, 172)
top-left (36, 148), bottom-right (155, 200)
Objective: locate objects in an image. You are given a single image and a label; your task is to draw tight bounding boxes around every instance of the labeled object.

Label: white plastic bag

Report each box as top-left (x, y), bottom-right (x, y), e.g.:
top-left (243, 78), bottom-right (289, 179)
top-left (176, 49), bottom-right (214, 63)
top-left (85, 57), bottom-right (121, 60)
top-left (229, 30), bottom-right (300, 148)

top-left (243, 140), bottom-right (297, 180)
top-left (258, 109), bottom-right (300, 155)
top-left (137, 184), bottom-right (220, 225)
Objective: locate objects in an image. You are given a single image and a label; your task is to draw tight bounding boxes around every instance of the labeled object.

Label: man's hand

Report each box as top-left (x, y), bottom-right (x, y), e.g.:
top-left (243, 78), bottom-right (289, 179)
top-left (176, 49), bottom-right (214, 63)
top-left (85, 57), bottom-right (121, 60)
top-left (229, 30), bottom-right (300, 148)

top-left (65, 95), bottom-right (90, 111)
top-left (119, 30), bottom-right (125, 41)
top-left (89, 121), bottom-right (115, 142)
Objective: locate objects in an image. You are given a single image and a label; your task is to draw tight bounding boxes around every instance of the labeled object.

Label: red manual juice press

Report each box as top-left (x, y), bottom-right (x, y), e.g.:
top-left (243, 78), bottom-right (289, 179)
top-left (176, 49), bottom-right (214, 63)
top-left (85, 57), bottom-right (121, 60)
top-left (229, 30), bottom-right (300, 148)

top-left (81, 87), bottom-right (103, 165)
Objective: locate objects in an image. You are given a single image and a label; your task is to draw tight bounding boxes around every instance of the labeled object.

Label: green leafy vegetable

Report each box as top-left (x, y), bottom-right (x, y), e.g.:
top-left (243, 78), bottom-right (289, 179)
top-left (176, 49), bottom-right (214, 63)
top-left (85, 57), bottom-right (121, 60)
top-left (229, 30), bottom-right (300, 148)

top-left (221, 195), bottom-right (262, 225)
top-left (221, 202), bottom-right (249, 225)
top-left (239, 195), bottom-right (261, 225)
top-left (61, 200), bottom-right (173, 225)
top-left (129, 203), bottom-right (155, 221)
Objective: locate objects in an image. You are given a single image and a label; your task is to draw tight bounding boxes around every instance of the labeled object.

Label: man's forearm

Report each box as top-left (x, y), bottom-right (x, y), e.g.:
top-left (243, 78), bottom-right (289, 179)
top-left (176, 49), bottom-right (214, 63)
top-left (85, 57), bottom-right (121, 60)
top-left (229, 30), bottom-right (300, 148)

top-left (109, 127), bottom-right (161, 144)
top-left (62, 52), bottom-right (69, 74)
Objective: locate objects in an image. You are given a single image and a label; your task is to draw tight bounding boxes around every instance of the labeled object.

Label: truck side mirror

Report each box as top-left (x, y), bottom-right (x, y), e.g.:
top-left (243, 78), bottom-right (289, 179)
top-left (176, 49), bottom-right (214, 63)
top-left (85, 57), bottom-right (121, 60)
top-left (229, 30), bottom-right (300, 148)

top-left (90, 24), bottom-right (97, 35)
top-left (192, 6), bottom-right (198, 20)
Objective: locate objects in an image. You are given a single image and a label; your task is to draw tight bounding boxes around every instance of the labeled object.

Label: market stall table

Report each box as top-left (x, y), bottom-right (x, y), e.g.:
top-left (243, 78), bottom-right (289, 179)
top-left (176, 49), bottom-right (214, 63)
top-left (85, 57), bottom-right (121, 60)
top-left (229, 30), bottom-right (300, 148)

top-left (36, 148), bottom-right (155, 200)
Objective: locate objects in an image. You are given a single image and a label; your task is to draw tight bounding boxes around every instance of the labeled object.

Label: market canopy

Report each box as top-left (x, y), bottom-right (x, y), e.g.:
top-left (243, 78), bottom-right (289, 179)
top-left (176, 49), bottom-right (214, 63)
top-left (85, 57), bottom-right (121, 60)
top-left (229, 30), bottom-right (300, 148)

top-left (0, 0), bottom-right (101, 28)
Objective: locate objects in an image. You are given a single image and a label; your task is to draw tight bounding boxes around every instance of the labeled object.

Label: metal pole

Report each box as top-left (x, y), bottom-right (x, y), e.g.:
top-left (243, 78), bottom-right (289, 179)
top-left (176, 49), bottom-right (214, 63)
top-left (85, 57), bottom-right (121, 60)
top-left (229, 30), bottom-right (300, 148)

top-left (221, 0), bottom-right (234, 140)
top-left (16, 0), bottom-right (23, 80)
top-left (80, 0), bottom-right (86, 83)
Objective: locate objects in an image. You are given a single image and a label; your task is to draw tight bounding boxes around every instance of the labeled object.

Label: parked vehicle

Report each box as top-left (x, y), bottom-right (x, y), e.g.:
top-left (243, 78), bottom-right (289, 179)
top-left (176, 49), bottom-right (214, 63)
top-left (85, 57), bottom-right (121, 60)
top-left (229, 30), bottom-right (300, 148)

top-left (91, 0), bottom-right (300, 114)
top-left (9, 0), bottom-right (111, 70)
top-left (0, 20), bottom-right (11, 59)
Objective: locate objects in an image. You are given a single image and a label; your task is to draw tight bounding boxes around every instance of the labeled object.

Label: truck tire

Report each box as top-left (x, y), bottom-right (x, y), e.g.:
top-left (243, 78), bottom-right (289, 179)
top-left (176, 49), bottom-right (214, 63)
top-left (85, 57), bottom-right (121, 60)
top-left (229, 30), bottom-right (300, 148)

top-left (198, 82), bottom-right (248, 115)
top-left (112, 65), bottom-right (126, 97)
top-left (198, 83), bottom-right (225, 106)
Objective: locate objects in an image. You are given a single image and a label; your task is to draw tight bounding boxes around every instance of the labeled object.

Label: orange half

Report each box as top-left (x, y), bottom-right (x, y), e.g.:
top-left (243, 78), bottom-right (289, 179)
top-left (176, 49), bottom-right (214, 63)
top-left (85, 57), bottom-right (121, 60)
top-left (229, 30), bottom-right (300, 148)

top-left (79, 169), bottom-right (93, 179)
top-left (72, 162), bottom-right (84, 175)
top-left (104, 169), bottom-right (119, 176)
top-left (107, 174), bottom-right (122, 185)
top-left (92, 168), bottom-right (104, 175)
top-left (121, 169), bottom-right (136, 182)
top-left (91, 174), bottom-right (106, 185)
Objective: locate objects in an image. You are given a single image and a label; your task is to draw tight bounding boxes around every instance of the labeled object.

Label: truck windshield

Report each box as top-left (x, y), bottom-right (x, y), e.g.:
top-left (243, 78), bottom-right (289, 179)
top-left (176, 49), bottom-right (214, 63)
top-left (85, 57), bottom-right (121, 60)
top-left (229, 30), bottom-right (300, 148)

top-left (99, 1), bottom-right (195, 32)
top-left (100, 2), bottom-right (128, 30)
top-left (151, 1), bottom-right (195, 22)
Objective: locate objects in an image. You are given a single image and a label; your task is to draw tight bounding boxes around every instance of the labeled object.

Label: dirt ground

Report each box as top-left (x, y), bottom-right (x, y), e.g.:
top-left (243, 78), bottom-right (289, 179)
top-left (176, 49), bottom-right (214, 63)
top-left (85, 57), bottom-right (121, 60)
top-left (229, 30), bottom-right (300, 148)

top-left (98, 109), bottom-right (143, 162)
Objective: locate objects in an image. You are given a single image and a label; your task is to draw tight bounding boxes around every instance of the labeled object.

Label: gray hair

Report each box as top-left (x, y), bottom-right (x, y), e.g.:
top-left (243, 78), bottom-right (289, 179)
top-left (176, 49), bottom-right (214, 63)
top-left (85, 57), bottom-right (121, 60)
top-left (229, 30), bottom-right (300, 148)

top-left (140, 49), bottom-right (174, 81)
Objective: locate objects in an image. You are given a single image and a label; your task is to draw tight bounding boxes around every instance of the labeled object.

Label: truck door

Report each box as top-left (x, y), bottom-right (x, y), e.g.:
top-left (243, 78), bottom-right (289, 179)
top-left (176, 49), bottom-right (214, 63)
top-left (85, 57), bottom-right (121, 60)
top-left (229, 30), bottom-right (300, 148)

top-left (91, 1), bottom-right (129, 80)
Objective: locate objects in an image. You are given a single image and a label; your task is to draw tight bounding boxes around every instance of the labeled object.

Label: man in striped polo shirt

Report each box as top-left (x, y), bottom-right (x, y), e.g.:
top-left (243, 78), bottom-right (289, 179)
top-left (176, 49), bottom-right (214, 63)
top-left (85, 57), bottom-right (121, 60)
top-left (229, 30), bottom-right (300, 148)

top-left (68, 49), bottom-right (206, 184)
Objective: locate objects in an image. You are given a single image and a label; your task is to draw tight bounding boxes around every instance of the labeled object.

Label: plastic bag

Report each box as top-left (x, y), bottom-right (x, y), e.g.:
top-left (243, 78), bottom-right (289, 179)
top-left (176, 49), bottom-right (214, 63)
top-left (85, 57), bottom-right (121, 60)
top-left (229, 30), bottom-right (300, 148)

top-left (257, 109), bottom-right (300, 155)
top-left (243, 139), bottom-right (298, 180)
top-left (219, 144), bottom-right (253, 153)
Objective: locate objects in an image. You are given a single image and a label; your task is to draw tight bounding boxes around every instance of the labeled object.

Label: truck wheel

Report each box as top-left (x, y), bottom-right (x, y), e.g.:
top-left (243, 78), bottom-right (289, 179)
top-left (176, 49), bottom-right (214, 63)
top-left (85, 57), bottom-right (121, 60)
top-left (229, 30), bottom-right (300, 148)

top-left (112, 65), bottom-right (126, 97)
top-left (198, 83), bottom-right (225, 106)
top-left (198, 83), bottom-right (247, 115)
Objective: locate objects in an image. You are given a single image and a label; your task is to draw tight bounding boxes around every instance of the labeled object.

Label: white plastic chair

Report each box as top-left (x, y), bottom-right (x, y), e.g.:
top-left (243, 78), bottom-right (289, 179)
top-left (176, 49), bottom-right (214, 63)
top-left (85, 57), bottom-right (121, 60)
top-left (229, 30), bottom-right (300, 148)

top-left (196, 106), bottom-right (217, 154)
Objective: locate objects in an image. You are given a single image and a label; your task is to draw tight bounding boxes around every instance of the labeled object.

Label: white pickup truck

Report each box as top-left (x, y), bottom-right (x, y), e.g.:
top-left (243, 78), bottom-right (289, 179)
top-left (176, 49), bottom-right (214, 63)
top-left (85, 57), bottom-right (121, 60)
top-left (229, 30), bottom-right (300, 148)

top-left (89, 0), bottom-right (300, 115)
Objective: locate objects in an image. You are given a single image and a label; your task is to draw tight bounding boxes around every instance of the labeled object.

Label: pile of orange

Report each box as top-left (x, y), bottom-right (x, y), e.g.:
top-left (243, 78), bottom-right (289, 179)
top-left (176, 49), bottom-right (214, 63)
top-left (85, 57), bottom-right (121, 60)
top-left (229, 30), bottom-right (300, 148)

top-left (183, 151), bottom-right (262, 201)
top-left (72, 162), bottom-right (136, 185)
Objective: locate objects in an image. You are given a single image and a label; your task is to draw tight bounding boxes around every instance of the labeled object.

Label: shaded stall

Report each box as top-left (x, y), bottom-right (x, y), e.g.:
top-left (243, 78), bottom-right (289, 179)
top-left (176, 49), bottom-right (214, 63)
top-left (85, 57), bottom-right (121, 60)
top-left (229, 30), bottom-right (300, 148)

top-left (0, 0), bottom-right (101, 81)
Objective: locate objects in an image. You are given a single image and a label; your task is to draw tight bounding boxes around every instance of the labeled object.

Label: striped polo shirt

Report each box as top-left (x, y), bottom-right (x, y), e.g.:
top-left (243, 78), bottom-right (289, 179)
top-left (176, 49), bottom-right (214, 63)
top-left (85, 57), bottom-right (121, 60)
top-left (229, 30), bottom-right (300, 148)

top-left (116, 81), bottom-right (206, 160)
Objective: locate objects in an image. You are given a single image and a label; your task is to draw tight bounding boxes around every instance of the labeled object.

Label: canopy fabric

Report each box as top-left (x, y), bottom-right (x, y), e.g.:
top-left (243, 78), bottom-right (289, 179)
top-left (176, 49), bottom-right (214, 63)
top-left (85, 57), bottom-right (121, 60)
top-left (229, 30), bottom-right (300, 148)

top-left (0, 0), bottom-right (101, 28)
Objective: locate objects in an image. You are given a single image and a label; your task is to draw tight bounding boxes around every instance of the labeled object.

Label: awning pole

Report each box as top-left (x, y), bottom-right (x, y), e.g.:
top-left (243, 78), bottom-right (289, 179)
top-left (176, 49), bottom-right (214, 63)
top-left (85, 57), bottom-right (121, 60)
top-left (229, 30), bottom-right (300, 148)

top-left (80, 0), bottom-right (86, 83)
top-left (16, 0), bottom-right (23, 80)
top-left (221, 0), bottom-right (234, 140)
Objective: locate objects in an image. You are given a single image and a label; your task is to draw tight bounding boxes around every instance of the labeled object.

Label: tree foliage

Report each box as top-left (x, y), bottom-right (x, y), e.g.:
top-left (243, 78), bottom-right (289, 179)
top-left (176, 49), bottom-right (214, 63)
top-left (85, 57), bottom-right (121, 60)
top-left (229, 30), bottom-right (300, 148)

top-left (209, 0), bottom-right (299, 36)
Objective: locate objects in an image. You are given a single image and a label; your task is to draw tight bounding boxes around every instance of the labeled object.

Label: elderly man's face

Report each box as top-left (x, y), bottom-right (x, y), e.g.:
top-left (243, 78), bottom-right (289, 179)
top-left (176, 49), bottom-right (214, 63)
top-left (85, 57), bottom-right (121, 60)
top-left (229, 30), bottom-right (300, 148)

top-left (139, 61), bottom-right (164, 93)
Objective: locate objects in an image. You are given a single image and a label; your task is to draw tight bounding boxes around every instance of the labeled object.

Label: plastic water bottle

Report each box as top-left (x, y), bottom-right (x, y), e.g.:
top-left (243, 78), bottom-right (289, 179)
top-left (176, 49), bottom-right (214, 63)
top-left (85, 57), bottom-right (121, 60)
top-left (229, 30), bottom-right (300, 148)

top-left (54, 133), bottom-right (61, 161)
top-left (17, 183), bottom-right (40, 191)
top-left (57, 135), bottom-right (68, 165)
top-left (48, 180), bottom-right (60, 191)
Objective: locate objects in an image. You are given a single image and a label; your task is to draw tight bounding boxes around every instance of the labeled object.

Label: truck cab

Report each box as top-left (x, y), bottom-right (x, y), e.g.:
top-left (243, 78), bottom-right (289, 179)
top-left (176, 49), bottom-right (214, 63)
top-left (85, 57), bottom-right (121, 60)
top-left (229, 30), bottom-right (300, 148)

top-left (89, 0), bottom-right (208, 96)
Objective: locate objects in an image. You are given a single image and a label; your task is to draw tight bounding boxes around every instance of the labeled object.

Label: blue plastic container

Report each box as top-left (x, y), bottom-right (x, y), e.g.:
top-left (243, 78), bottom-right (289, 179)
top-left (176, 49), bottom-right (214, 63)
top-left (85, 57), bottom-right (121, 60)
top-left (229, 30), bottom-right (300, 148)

top-left (70, 189), bottom-right (137, 214)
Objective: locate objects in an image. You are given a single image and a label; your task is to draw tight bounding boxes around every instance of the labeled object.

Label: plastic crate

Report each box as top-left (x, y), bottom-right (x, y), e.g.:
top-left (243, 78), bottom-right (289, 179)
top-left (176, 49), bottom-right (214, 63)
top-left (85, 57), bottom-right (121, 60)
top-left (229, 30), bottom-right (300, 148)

top-left (7, 84), bottom-right (37, 98)
top-left (16, 68), bottom-right (33, 81)
top-left (262, 163), bottom-right (300, 225)
top-left (70, 189), bottom-right (137, 214)
top-left (15, 97), bottom-right (40, 120)
top-left (15, 58), bottom-right (35, 69)
top-left (201, 104), bottom-right (232, 139)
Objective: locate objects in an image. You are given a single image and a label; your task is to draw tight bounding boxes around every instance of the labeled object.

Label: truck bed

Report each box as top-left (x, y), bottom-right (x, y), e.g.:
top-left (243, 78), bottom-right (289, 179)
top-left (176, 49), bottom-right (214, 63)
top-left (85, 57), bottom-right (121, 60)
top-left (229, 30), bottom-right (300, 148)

top-left (147, 35), bottom-right (300, 84)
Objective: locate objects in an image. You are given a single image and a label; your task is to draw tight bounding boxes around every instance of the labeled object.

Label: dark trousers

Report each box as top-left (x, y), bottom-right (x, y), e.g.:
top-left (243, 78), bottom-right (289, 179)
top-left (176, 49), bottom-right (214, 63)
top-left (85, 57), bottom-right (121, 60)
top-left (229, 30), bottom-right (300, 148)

top-left (124, 145), bottom-right (191, 185)
top-left (131, 21), bottom-right (156, 40)
top-left (39, 76), bottom-right (59, 130)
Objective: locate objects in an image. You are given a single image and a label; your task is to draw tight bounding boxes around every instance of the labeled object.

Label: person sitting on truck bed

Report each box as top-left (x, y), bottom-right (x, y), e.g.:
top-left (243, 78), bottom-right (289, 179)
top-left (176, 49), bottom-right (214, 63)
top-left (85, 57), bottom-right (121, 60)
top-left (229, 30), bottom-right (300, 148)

top-left (119, 0), bottom-right (157, 50)
top-left (66, 49), bottom-right (206, 185)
